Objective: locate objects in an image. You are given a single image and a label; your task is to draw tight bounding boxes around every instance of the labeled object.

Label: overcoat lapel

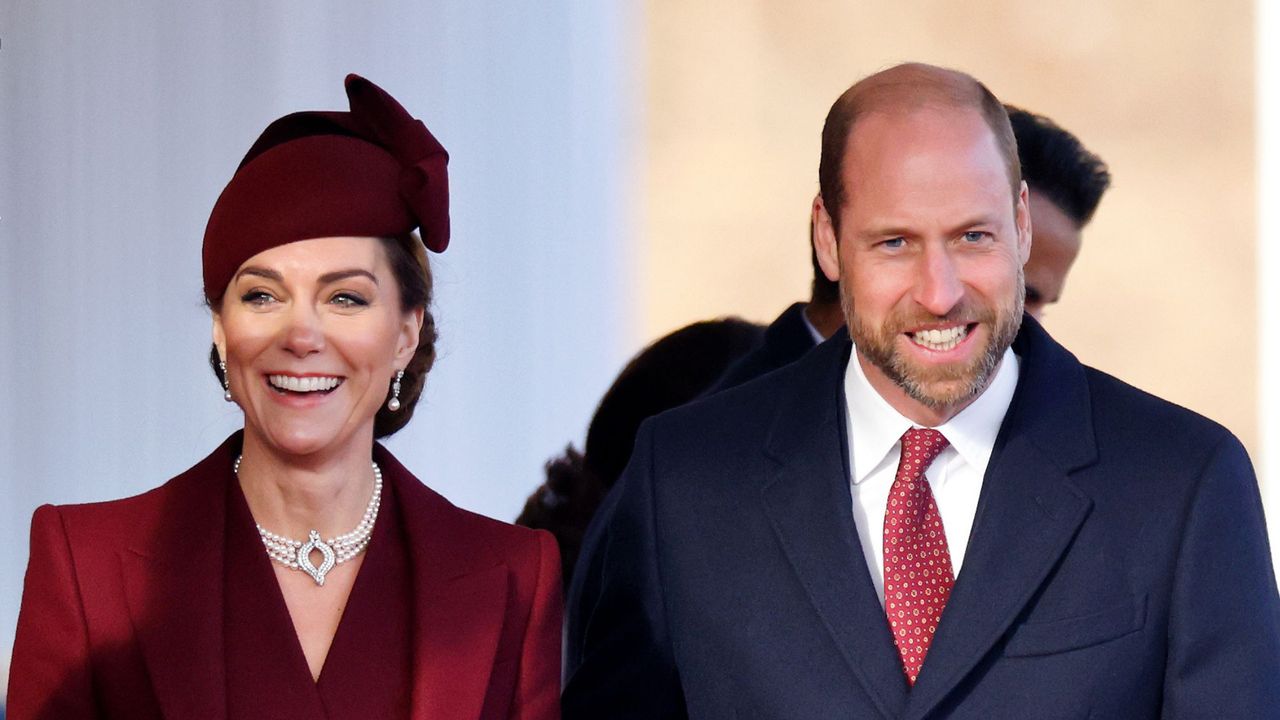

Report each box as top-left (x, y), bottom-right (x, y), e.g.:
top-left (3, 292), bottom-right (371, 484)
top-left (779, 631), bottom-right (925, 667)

top-left (761, 337), bottom-right (909, 720)
top-left (378, 447), bottom-right (509, 720)
top-left (903, 319), bottom-right (1099, 720)
top-left (121, 437), bottom-right (237, 720)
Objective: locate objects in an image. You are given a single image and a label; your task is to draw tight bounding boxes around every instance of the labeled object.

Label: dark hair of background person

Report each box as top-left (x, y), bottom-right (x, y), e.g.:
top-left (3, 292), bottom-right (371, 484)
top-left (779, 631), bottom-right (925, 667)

top-left (1005, 104), bottom-right (1112, 225)
top-left (818, 63), bottom-right (1019, 233)
top-left (207, 233), bottom-right (436, 439)
top-left (516, 317), bottom-right (765, 588)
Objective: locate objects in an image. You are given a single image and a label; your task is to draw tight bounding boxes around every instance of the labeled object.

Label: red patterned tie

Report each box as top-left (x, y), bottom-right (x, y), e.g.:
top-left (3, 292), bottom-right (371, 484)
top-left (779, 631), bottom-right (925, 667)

top-left (883, 428), bottom-right (953, 686)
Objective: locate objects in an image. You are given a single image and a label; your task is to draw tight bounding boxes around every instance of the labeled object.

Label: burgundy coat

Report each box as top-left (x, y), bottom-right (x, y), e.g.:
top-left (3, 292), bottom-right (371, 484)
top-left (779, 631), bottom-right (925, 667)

top-left (9, 434), bottom-right (562, 720)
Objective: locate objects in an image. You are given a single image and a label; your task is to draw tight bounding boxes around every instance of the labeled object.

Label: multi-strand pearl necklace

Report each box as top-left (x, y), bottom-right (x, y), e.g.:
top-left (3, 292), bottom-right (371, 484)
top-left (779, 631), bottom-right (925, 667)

top-left (233, 455), bottom-right (382, 587)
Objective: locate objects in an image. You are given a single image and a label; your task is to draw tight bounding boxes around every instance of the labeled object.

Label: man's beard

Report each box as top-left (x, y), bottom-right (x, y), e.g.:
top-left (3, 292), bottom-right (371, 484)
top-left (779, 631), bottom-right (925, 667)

top-left (845, 272), bottom-right (1024, 411)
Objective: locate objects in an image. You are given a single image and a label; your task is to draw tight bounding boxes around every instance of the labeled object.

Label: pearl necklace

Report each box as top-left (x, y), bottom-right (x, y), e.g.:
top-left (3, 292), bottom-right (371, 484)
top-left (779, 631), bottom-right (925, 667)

top-left (233, 455), bottom-right (382, 587)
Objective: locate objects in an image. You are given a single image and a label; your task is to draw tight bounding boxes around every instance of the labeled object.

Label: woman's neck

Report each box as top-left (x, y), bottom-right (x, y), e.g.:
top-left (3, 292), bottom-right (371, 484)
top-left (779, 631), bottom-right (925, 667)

top-left (235, 431), bottom-right (379, 540)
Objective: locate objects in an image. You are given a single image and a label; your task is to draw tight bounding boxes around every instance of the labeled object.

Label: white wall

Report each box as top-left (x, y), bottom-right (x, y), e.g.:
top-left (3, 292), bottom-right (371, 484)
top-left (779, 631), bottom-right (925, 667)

top-left (0, 0), bottom-right (638, 692)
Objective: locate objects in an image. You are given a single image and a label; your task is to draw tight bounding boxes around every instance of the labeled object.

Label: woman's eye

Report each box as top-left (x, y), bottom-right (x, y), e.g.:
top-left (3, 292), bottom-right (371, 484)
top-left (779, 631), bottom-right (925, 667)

top-left (241, 290), bottom-right (276, 306)
top-left (331, 293), bottom-right (368, 308)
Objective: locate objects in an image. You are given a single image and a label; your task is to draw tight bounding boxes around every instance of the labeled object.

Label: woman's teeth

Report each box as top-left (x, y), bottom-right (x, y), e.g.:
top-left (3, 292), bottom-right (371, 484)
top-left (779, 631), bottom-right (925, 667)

top-left (268, 375), bottom-right (342, 393)
top-left (910, 325), bottom-right (968, 351)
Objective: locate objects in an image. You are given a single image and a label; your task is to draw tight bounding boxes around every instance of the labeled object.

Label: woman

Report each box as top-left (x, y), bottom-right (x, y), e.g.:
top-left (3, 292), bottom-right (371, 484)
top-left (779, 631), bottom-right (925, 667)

top-left (9, 75), bottom-right (561, 720)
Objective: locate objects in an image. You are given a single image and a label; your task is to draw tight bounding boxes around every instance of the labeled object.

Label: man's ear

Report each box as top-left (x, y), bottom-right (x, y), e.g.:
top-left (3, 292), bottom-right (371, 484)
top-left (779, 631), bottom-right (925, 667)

top-left (812, 194), bottom-right (842, 283)
top-left (1015, 180), bottom-right (1032, 265)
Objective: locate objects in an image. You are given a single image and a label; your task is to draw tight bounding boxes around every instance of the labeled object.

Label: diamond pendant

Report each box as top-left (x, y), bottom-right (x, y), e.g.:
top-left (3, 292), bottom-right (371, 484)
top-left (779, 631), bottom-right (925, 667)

top-left (296, 530), bottom-right (337, 586)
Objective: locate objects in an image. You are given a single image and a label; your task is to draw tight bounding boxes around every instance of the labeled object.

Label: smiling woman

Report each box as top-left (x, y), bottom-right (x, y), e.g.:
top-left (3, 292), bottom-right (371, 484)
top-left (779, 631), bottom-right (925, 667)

top-left (210, 233), bottom-right (435, 441)
top-left (214, 236), bottom-right (426, 460)
top-left (8, 76), bottom-right (561, 720)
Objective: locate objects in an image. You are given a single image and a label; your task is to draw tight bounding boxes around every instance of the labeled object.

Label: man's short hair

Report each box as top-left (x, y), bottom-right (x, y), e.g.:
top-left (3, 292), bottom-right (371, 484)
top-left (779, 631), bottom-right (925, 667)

top-left (1006, 105), bottom-right (1111, 226)
top-left (818, 63), bottom-right (1020, 232)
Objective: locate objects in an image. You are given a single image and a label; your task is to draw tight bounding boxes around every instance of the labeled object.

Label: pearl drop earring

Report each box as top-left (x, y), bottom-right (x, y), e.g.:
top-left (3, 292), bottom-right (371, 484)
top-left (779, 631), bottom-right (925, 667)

top-left (387, 369), bottom-right (404, 411)
top-left (219, 360), bottom-right (232, 402)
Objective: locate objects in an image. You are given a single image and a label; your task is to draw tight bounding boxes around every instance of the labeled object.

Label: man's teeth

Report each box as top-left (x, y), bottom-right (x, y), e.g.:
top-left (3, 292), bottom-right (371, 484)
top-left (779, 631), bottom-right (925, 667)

top-left (268, 375), bottom-right (342, 393)
top-left (911, 326), bottom-right (968, 351)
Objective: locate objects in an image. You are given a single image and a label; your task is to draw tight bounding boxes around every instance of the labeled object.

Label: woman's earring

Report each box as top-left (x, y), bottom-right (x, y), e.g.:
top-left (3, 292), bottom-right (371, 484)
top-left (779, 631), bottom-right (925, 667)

top-left (387, 369), bottom-right (404, 411)
top-left (219, 360), bottom-right (233, 402)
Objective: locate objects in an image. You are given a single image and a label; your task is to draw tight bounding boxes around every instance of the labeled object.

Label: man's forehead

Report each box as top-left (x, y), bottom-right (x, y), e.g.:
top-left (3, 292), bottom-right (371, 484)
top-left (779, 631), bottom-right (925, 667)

top-left (845, 105), bottom-right (993, 165)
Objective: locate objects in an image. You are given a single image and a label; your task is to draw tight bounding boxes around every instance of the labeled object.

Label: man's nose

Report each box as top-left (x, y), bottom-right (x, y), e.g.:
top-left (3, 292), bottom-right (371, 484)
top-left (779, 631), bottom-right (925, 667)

top-left (914, 245), bottom-right (964, 317)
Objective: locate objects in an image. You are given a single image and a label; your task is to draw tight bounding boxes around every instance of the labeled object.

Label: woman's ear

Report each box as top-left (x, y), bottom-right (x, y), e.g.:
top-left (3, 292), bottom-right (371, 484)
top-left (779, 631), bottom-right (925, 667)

top-left (212, 312), bottom-right (227, 363)
top-left (396, 307), bottom-right (424, 363)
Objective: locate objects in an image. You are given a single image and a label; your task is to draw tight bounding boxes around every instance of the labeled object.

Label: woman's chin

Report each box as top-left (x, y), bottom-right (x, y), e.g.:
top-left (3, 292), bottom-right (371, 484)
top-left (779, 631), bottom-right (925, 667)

top-left (249, 423), bottom-right (356, 460)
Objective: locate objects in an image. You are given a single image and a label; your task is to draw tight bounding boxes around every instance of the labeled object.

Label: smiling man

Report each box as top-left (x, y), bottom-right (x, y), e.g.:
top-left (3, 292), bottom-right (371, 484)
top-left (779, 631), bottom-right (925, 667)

top-left (563, 63), bottom-right (1279, 719)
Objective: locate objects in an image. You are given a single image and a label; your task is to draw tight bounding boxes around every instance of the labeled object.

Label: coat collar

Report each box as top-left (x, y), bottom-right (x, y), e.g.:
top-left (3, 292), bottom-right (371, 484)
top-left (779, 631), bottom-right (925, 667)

top-left (761, 301), bottom-right (822, 364)
top-left (902, 315), bottom-right (1096, 720)
top-left (120, 433), bottom-right (238, 720)
top-left (762, 331), bottom-right (910, 719)
top-left (121, 433), bottom-right (509, 720)
top-left (761, 317), bottom-right (1097, 719)
top-left (374, 444), bottom-right (510, 720)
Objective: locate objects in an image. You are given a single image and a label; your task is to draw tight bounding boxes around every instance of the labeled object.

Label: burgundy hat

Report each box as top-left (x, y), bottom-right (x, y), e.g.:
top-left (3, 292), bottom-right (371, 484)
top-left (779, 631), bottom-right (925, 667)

top-left (202, 74), bottom-right (449, 303)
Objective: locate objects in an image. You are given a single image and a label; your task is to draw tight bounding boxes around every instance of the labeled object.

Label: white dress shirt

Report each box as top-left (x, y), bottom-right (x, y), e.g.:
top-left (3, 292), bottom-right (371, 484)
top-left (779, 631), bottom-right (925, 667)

top-left (843, 346), bottom-right (1019, 606)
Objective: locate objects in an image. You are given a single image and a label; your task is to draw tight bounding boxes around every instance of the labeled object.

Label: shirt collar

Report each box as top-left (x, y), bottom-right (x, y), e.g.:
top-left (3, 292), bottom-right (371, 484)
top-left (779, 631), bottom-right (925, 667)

top-left (844, 346), bottom-right (1020, 485)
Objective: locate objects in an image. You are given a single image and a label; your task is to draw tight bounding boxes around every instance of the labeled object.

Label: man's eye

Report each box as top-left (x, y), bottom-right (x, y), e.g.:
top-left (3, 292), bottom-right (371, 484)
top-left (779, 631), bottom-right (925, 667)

top-left (881, 237), bottom-right (906, 249)
top-left (331, 293), bottom-right (368, 308)
top-left (963, 231), bottom-right (988, 243)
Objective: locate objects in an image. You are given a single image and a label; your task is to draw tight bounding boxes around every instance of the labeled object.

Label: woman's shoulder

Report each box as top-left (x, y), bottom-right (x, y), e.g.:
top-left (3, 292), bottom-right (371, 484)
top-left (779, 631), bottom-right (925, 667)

top-left (401, 471), bottom-right (555, 555)
top-left (376, 446), bottom-right (558, 570)
top-left (31, 436), bottom-right (237, 549)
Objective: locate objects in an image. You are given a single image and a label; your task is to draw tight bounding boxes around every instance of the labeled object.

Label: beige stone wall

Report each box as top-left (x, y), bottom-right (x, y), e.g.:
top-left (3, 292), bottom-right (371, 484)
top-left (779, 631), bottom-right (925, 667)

top-left (640, 0), bottom-right (1257, 453)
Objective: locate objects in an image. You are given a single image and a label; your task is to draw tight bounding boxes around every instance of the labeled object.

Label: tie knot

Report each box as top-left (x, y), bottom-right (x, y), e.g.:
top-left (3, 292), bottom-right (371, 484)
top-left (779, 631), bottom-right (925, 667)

top-left (898, 428), bottom-right (950, 477)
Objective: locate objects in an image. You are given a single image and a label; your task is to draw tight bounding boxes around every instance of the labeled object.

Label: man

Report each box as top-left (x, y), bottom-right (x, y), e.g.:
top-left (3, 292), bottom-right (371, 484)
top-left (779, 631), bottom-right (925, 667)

top-left (717, 106), bottom-right (1108, 400)
top-left (563, 63), bottom-right (1280, 718)
top-left (1007, 105), bottom-right (1111, 319)
top-left (709, 223), bottom-right (844, 391)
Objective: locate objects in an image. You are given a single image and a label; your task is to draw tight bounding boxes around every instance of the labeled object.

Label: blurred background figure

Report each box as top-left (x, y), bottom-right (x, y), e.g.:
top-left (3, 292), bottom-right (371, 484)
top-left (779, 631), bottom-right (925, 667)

top-left (1006, 105), bottom-right (1112, 320)
top-left (709, 223), bottom-right (844, 392)
top-left (516, 318), bottom-right (763, 588)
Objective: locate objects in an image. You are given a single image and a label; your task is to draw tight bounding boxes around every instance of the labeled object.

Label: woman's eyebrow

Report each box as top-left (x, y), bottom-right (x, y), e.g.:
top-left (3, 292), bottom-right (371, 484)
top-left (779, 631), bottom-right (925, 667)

top-left (236, 266), bottom-right (283, 282)
top-left (319, 269), bottom-right (378, 285)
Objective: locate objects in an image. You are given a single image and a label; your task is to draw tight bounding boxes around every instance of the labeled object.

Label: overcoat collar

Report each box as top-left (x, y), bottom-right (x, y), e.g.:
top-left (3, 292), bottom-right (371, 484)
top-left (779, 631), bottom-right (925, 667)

top-left (761, 317), bottom-right (1097, 720)
top-left (121, 434), bottom-right (509, 720)
top-left (761, 301), bottom-right (822, 364)
top-left (375, 444), bottom-right (511, 720)
top-left (120, 434), bottom-right (236, 720)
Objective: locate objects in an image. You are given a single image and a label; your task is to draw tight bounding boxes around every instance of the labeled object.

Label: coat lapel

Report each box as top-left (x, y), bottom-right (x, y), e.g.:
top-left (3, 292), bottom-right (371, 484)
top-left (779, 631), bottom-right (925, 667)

top-left (120, 436), bottom-right (238, 720)
top-left (902, 318), bottom-right (1100, 720)
top-left (378, 447), bottom-right (509, 720)
top-left (760, 336), bottom-right (909, 720)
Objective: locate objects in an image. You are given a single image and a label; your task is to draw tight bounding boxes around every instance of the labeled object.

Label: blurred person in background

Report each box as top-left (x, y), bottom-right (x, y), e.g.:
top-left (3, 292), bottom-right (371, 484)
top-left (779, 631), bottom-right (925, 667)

top-left (709, 222), bottom-right (844, 392)
top-left (9, 75), bottom-right (560, 720)
top-left (1006, 104), bottom-right (1111, 320)
top-left (516, 318), bottom-right (763, 591)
